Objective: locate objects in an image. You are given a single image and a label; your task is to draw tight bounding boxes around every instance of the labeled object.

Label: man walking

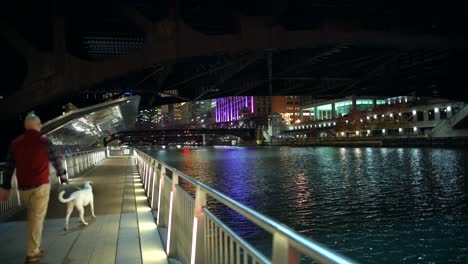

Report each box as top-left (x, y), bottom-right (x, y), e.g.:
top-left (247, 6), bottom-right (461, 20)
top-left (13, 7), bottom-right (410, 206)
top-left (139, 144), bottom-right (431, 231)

top-left (0, 113), bottom-right (67, 263)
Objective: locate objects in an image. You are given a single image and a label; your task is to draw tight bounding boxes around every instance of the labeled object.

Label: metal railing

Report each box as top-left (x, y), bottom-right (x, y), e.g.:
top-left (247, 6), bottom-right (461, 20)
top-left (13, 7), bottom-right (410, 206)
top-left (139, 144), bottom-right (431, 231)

top-left (62, 149), bottom-right (107, 179)
top-left (134, 149), bottom-right (355, 264)
top-left (0, 163), bottom-right (21, 217)
top-left (0, 149), bottom-right (106, 218)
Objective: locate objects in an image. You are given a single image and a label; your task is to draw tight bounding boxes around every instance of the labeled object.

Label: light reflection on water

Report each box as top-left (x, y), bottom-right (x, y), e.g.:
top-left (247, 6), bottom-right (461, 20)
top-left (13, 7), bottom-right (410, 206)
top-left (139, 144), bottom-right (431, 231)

top-left (149, 146), bottom-right (468, 263)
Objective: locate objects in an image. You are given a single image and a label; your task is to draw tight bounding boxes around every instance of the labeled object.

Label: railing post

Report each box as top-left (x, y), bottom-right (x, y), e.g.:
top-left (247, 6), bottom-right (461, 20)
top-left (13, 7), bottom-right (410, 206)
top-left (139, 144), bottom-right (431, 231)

top-left (151, 162), bottom-right (160, 209)
top-left (167, 173), bottom-right (179, 257)
top-left (148, 160), bottom-right (156, 202)
top-left (85, 153), bottom-right (89, 170)
top-left (145, 159), bottom-right (152, 193)
top-left (74, 155), bottom-right (79, 175)
top-left (191, 186), bottom-right (207, 264)
top-left (70, 156), bottom-right (75, 178)
top-left (272, 233), bottom-right (300, 264)
top-left (79, 154), bottom-right (83, 173)
top-left (144, 156), bottom-right (149, 187)
top-left (156, 165), bottom-right (166, 226)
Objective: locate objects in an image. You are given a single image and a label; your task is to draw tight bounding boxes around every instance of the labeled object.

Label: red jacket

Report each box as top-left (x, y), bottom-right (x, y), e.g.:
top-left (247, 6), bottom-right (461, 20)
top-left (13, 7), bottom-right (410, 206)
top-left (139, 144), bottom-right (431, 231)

top-left (2, 130), bottom-right (65, 189)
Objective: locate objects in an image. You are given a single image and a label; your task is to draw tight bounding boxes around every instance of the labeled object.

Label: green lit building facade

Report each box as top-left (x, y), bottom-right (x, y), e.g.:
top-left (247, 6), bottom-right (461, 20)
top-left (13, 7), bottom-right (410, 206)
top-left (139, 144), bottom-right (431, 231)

top-left (300, 96), bottom-right (390, 121)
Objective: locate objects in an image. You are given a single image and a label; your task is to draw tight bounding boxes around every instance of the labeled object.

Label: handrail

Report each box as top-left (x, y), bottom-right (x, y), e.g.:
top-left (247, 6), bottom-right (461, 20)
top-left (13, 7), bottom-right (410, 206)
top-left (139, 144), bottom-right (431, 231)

top-left (63, 149), bottom-right (105, 157)
top-left (134, 149), bottom-right (356, 264)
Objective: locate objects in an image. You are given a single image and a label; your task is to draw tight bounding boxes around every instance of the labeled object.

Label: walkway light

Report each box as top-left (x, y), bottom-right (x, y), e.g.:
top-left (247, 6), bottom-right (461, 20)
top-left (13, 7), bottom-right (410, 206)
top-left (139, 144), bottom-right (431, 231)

top-left (360, 119), bottom-right (363, 122)
top-left (413, 126), bottom-right (418, 132)
top-left (390, 113), bottom-right (394, 118)
top-left (399, 128), bottom-right (403, 132)
top-left (356, 131), bottom-right (360, 135)
top-left (399, 113), bottom-right (402, 116)
top-left (367, 116), bottom-right (370, 120)
top-left (367, 129), bottom-right (371, 134)
top-left (381, 114), bottom-right (385, 118)
top-left (374, 114), bottom-right (377, 119)
top-left (382, 129), bottom-right (386, 134)
top-left (345, 120), bottom-right (349, 124)
top-left (447, 106), bottom-right (452, 111)
top-left (412, 110), bottom-right (417, 115)
top-left (341, 132), bottom-right (345, 136)
top-left (434, 107), bottom-right (439, 113)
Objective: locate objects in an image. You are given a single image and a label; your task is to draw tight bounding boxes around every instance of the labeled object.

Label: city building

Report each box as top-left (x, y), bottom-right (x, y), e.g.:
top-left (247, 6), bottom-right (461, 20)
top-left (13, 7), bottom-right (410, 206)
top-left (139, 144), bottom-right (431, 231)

top-left (138, 107), bottom-right (161, 124)
top-left (215, 96), bottom-right (300, 123)
top-left (299, 96), bottom-right (390, 121)
top-left (177, 99), bottom-right (215, 124)
top-left (215, 96), bottom-right (255, 123)
top-left (286, 96), bottom-right (467, 138)
top-left (271, 96), bottom-right (300, 125)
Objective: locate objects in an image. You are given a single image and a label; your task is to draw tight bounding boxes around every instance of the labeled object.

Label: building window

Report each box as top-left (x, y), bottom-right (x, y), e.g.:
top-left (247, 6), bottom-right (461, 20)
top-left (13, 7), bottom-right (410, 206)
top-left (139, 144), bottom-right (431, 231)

top-left (376, 99), bottom-right (386, 105)
top-left (440, 108), bottom-right (447, 119)
top-left (428, 109), bottom-right (435, 121)
top-left (417, 111), bottom-right (424, 121)
top-left (355, 99), bottom-right (374, 112)
top-left (317, 104), bottom-right (333, 120)
top-left (335, 100), bottom-right (352, 116)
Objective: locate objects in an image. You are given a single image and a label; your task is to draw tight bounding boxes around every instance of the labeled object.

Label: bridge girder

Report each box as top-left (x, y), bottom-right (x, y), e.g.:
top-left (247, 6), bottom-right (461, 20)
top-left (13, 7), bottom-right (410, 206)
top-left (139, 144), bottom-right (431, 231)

top-left (0, 3), bottom-right (467, 119)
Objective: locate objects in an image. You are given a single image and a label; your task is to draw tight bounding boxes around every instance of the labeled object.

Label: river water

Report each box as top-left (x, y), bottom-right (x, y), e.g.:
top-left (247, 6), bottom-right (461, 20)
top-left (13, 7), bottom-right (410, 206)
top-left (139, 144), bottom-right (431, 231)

top-left (147, 146), bottom-right (468, 263)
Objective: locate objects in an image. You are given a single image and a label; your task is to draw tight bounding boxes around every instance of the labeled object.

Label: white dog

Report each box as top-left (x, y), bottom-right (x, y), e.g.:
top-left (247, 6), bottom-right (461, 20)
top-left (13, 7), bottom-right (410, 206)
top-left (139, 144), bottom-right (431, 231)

top-left (58, 181), bottom-right (96, 231)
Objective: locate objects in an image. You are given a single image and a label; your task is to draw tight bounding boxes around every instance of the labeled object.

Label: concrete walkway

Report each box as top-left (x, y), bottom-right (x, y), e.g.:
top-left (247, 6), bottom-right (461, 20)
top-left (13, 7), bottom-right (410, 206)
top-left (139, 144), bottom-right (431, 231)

top-left (0, 157), bottom-right (167, 264)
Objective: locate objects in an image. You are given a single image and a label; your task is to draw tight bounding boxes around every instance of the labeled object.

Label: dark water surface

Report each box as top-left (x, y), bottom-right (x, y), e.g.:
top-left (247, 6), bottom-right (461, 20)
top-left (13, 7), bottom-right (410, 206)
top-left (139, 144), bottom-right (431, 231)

top-left (147, 146), bottom-right (468, 263)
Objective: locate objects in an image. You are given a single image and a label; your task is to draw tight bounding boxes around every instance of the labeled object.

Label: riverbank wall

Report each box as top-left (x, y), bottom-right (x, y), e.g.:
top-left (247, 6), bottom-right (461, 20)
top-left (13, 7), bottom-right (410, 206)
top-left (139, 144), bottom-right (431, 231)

top-left (270, 137), bottom-right (468, 147)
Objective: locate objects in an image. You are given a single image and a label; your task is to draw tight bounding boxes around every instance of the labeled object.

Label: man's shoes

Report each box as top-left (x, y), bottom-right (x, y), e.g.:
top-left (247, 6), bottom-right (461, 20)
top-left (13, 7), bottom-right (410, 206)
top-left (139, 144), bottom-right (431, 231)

top-left (25, 249), bottom-right (46, 263)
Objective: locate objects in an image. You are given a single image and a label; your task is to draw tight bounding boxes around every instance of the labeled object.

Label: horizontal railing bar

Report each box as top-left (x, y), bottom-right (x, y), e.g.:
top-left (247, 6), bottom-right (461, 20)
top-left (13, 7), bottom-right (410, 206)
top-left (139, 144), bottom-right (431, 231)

top-left (137, 150), bottom-right (355, 264)
top-left (204, 208), bottom-right (271, 264)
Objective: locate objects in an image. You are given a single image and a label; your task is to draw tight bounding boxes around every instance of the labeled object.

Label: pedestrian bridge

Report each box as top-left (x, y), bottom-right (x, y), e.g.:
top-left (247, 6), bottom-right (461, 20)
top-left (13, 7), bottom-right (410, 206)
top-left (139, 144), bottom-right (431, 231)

top-left (0, 97), bottom-right (354, 264)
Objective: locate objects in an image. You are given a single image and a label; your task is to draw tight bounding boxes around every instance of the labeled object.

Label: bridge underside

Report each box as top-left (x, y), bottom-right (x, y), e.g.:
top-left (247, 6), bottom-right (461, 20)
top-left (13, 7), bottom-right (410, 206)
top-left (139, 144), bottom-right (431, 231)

top-left (1, 1), bottom-right (467, 118)
top-left (0, 157), bottom-right (167, 264)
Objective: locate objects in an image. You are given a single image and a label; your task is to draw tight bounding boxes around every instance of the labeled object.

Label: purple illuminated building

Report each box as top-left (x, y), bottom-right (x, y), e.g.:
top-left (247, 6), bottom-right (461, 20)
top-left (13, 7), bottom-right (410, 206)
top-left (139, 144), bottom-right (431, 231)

top-left (216, 96), bottom-right (254, 122)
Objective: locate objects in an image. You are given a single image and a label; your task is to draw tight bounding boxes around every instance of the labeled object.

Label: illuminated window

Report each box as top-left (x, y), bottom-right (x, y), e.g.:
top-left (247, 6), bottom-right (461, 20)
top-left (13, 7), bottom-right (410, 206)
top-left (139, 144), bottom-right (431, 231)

top-left (355, 99), bottom-right (374, 112)
top-left (317, 104), bottom-right (332, 120)
top-left (335, 100), bottom-right (352, 116)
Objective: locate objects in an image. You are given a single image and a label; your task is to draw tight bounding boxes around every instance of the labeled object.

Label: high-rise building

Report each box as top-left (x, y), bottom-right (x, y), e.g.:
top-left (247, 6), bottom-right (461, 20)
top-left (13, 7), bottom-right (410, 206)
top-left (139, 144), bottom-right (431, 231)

top-left (215, 96), bottom-right (304, 123)
top-left (173, 103), bottom-right (184, 123)
top-left (179, 102), bottom-right (193, 124)
top-left (216, 96), bottom-right (255, 122)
